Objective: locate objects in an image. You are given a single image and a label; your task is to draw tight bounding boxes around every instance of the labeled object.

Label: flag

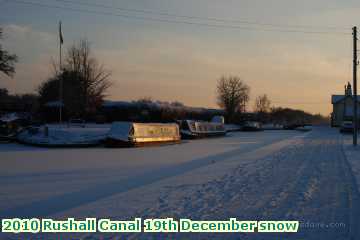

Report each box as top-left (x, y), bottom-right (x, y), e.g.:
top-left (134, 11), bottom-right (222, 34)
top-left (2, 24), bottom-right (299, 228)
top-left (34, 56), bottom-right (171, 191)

top-left (59, 21), bottom-right (63, 45)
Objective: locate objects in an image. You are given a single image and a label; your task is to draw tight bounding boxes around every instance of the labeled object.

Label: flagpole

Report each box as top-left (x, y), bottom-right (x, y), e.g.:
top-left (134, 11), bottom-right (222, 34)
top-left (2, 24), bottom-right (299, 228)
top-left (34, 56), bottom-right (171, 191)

top-left (59, 21), bottom-right (63, 124)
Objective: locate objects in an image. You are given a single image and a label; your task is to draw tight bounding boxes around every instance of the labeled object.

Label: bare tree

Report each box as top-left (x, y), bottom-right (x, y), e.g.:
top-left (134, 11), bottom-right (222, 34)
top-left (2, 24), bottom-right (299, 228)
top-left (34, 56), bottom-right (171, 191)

top-left (65, 39), bottom-right (112, 115)
top-left (217, 75), bottom-right (250, 122)
top-left (254, 94), bottom-right (271, 113)
top-left (38, 39), bottom-right (112, 118)
top-left (0, 28), bottom-right (18, 77)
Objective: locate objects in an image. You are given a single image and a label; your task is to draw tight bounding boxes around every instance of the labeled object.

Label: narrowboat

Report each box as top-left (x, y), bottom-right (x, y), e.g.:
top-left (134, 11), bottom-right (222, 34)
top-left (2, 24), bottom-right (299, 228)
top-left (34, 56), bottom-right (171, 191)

top-left (242, 121), bottom-right (263, 131)
top-left (106, 122), bottom-right (181, 147)
top-left (179, 120), bottom-right (226, 139)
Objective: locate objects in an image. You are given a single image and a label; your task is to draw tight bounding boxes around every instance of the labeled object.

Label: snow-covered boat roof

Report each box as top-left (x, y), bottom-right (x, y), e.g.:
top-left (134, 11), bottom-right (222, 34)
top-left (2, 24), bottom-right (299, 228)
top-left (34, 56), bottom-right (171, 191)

top-left (108, 122), bottom-right (133, 141)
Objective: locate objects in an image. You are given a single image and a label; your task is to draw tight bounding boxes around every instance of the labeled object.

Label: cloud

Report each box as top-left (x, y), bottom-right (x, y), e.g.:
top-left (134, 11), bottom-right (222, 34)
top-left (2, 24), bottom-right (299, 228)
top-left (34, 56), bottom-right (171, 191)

top-left (0, 24), bottom-right (56, 94)
top-left (4, 24), bottom-right (56, 53)
top-left (3, 24), bottom-right (56, 48)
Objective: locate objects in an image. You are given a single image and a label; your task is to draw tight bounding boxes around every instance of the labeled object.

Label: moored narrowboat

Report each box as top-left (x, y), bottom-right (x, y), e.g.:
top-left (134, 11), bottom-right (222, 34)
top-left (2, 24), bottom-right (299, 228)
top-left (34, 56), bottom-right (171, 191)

top-left (179, 120), bottom-right (226, 139)
top-left (242, 121), bottom-right (263, 131)
top-left (106, 122), bottom-right (181, 147)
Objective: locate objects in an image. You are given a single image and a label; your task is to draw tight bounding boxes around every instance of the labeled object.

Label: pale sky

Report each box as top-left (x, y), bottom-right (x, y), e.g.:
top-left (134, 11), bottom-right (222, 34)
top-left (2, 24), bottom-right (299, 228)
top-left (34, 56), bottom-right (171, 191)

top-left (1, 0), bottom-right (359, 115)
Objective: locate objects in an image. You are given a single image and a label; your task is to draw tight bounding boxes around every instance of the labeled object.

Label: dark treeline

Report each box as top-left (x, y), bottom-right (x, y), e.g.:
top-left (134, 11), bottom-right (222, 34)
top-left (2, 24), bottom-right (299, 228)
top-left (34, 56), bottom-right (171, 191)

top-left (256, 107), bottom-right (329, 126)
top-left (99, 99), bottom-right (223, 123)
top-left (0, 89), bottom-right (328, 125)
top-left (0, 88), bottom-right (38, 116)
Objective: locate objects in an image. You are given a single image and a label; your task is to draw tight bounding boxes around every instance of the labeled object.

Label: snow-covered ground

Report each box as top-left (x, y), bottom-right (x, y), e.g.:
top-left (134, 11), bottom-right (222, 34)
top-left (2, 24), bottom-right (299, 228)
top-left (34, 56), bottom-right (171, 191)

top-left (1, 127), bottom-right (360, 239)
top-left (342, 134), bottom-right (360, 195)
top-left (224, 124), bottom-right (241, 132)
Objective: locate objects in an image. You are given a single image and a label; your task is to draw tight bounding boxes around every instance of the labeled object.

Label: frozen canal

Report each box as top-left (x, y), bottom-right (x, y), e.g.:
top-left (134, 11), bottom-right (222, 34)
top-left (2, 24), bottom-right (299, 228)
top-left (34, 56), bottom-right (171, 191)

top-left (1, 127), bottom-right (360, 239)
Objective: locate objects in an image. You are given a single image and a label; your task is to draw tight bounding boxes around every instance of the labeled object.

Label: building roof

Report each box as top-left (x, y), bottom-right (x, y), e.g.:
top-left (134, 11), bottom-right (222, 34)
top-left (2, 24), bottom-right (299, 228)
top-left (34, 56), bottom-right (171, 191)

top-left (331, 95), bottom-right (360, 104)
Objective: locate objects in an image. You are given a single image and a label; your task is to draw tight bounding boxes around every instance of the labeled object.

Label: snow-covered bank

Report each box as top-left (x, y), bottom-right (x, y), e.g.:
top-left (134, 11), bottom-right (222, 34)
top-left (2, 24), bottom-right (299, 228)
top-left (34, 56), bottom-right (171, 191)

top-left (342, 135), bottom-right (360, 193)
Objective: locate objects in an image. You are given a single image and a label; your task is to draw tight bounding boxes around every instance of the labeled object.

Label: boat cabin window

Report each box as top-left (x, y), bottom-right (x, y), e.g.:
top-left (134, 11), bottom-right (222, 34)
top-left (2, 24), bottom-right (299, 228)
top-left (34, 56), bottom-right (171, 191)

top-left (181, 121), bottom-right (190, 130)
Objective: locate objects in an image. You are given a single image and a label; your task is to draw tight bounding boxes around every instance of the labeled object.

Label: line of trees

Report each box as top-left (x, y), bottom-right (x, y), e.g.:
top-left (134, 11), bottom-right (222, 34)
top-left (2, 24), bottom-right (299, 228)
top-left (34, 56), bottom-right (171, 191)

top-left (0, 88), bottom-right (38, 115)
top-left (101, 98), bottom-right (223, 123)
top-left (216, 75), bottom-right (328, 124)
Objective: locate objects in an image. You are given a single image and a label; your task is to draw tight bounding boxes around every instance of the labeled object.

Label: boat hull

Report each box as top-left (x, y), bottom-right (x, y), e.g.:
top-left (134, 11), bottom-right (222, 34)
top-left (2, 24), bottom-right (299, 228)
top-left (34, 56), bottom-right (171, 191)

top-left (180, 130), bottom-right (226, 139)
top-left (242, 126), bottom-right (263, 131)
top-left (105, 137), bottom-right (180, 148)
top-left (16, 138), bottom-right (102, 148)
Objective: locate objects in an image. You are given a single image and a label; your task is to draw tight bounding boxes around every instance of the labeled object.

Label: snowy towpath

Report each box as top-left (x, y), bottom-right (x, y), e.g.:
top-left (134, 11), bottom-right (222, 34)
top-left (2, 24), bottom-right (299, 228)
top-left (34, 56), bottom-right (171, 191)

top-left (125, 127), bottom-right (360, 240)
